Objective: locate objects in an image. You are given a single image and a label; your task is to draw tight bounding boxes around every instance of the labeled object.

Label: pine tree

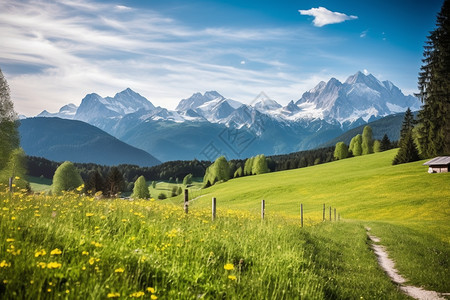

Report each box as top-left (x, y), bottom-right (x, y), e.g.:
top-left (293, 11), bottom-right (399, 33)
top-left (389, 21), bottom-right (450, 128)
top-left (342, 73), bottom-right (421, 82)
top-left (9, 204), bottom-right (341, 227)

top-left (416, 0), bottom-right (450, 156)
top-left (393, 112), bottom-right (421, 165)
top-left (107, 167), bottom-right (124, 197)
top-left (380, 134), bottom-right (392, 151)
top-left (400, 108), bottom-right (415, 142)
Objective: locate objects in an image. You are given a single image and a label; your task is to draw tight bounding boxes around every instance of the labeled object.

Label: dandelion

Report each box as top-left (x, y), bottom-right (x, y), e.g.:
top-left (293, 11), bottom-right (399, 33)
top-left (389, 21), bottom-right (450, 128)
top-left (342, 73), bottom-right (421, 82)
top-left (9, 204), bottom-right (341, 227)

top-left (151, 295), bottom-right (158, 300)
top-left (47, 262), bottom-right (62, 269)
top-left (114, 268), bottom-right (125, 273)
top-left (15, 176), bottom-right (20, 180)
top-left (37, 262), bottom-right (47, 268)
top-left (147, 287), bottom-right (155, 293)
top-left (107, 292), bottom-right (120, 298)
top-left (6, 238), bottom-right (14, 242)
top-left (0, 260), bottom-right (11, 268)
top-left (50, 248), bottom-right (62, 255)
top-left (35, 249), bottom-right (46, 257)
top-left (224, 263), bottom-right (234, 271)
top-left (228, 275), bottom-right (237, 281)
top-left (82, 251), bottom-right (89, 255)
top-left (86, 213), bottom-right (94, 217)
top-left (130, 291), bottom-right (145, 297)
top-left (89, 257), bottom-right (95, 265)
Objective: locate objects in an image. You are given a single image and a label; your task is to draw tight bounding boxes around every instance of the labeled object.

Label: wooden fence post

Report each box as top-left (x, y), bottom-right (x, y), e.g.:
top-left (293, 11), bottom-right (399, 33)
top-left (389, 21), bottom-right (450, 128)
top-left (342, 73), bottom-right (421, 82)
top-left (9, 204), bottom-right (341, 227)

top-left (184, 189), bottom-right (189, 214)
top-left (329, 206), bottom-right (332, 221)
top-left (300, 203), bottom-right (303, 228)
top-left (9, 177), bottom-right (13, 193)
top-left (261, 199), bottom-right (265, 220)
top-left (323, 203), bottom-right (325, 221)
top-left (212, 197), bottom-right (216, 221)
top-left (334, 208), bottom-right (336, 221)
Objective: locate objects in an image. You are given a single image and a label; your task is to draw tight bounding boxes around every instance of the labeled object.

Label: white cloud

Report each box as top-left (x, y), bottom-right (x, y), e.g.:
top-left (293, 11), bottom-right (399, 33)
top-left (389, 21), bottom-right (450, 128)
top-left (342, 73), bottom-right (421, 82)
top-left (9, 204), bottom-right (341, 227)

top-left (363, 69), bottom-right (369, 75)
top-left (240, 60), bottom-right (246, 65)
top-left (299, 7), bottom-right (358, 27)
top-left (360, 29), bottom-right (368, 38)
top-left (115, 5), bottom-right (132, 11)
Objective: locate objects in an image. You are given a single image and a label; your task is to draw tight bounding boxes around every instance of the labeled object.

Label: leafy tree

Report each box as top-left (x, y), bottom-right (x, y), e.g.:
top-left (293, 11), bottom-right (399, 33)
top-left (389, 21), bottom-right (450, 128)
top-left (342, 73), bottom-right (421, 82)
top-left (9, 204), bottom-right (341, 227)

top-left (182, 173), bottom-right (193, 185)
top-left (349, 134), bottom-right (362, 156)
top-left (244, 157), bottom-right (254, 175)
top-left (131, 175), bottom-right (150, 199)
top-left (171, 186), bottom-right (179, 197)
top-left (0, 148), bottom-right (28, 191)
top-left (380, 134), bottom-right (392, 151)
top-left (334, 142), bottom-right (348, 160)
top-left (106, 167), bottom-right (124, 197)
top-left (234, 166), bottom-right (243, 178)
top-left (177, 186), bottom-right (183, 196)
top-left (373, 140), bottom-right (381, 153)
top-left (203, 156), bottom-right (230, 188)
top-left (85, 170), bottom-right (105, 194)
top-left (252, 154), bottom-right (269, 175)
top-left (0, 68), bottom-right (19, 171)
top-left (52, 161), bottom-right (83, 195)
top-left (361, 126), bottom-right (374, 155)
top-left (416, 1), bottom-right (450, 156)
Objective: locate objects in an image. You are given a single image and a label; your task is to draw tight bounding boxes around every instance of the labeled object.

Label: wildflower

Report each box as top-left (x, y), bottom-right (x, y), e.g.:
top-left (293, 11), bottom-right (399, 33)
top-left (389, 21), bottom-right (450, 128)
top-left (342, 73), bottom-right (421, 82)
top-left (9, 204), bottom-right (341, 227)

top-left (50, 248), bottom-right (62, 255)
top-left (6, 238), bottom-right (14, 242)
top-left (76, 184), bottom-right (84, 192)
top-left (15, 176), bottom-right (20, 180)
top-left (114, 268), bottom-right (125, 273)
top-left (82, 251), bottom-right (89, 256)
top-left (100, 215), bottom-right (106, 220)
top-left (0, 260), bottom-right (11, 268)
top-left (86, 213), bottom-right (94, 217)
top-left (89, 257), bottom-right (95, 265)
top-left (224, 263), bottom-right (234, 271)
top-left (47, 262), bottom-right (62, 269)
top-left (228, 275), bottom-right (237, 281)
top-left (151, 295), bottom-right (158, 300)
top-left (37, 262), bottom-right (47, 269)
top-left (147, 287), bottom-right (155, 293)
top-left (107, 292), bottom-right (120, 298)
top-left (35, 249), bottom-right (47, 257)
top-left (130, 291), bottom-right (145, 297)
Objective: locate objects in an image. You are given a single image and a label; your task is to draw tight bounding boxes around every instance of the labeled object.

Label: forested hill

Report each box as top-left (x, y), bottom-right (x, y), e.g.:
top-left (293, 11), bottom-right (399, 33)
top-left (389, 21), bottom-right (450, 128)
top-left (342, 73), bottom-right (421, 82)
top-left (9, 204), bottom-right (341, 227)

top-left (19, 117), bottom-right (161, 167)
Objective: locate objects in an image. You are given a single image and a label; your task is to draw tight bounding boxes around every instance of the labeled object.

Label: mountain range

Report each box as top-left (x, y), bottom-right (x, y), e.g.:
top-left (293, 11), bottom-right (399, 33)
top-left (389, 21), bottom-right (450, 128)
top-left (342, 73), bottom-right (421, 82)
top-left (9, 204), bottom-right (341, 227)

top-left (31, 71), bottom-right (420, 162)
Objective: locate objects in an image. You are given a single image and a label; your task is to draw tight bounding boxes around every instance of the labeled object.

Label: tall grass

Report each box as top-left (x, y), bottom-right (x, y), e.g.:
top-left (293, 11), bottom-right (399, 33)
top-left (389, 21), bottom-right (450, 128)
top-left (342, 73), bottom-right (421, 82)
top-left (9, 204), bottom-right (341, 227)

top-left (0, 187), bottom-right (407, 299)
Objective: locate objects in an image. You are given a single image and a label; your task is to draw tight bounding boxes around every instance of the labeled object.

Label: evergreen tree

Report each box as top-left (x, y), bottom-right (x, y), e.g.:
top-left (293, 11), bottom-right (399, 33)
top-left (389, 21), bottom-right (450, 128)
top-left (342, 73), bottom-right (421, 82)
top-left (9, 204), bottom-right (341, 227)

top-left (334, 142), bottom-right (348, 160)
top-left (400, 108), bottom-right (415, 142)
top-left (85, 170), bottom-right (105, 194)
top-left (380, 134), bottom-right (392, 151)
top-left (416, 0), bottom-right (450, 156)
top-left (361, 126), bottom-right (374, 155)
top-left (393, 132), bottom-right (420, 165)
top-left (51, 161), bottom-right (83, 195)
top-left (0, 68), bottom-right (19, 171)
top-left (131, 175), bottom-right (150, 199)
top-left (349, 134), bottom-right (362, 156)
top-left (252, 154), bottom-right (269, 175)
top-left (106, 167), bottom-right (124, 197)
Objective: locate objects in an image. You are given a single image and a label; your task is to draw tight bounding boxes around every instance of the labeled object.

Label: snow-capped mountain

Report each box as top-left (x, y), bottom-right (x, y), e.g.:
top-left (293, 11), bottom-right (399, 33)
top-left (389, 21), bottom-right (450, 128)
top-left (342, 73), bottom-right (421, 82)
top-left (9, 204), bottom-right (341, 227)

top-left (33, 72), bottom-right (420, 161)
top-left (295, 71), bottom-right (420, 123)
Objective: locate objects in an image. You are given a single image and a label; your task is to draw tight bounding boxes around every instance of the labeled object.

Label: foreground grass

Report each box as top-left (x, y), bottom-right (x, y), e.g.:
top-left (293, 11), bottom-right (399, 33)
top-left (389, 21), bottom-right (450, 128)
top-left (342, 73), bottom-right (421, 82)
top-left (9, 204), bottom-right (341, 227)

top-left (0, 188), bottom-right (408, 299)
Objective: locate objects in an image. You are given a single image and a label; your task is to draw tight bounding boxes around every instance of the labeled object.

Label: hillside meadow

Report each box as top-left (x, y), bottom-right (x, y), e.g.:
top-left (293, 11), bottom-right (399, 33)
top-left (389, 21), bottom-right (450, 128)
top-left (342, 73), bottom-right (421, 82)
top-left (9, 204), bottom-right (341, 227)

top-left (1, 149), bottom-right (448, 298)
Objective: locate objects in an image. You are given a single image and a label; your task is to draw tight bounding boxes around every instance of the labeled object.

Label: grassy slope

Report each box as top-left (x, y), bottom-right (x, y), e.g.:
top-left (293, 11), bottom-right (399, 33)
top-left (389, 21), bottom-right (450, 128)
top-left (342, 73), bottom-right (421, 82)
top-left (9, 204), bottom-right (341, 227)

top-left (181, 149), bottom-right (450, 292)
top-left (27, 176), bottom-right (52, 192)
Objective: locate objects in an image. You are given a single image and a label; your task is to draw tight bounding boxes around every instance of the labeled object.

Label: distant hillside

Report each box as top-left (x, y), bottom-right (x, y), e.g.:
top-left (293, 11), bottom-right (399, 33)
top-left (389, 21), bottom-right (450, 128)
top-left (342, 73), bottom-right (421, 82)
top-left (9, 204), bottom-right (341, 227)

top-left (19, 117), bottom-right (161, 167)
top-left (320, 111), bottom-right (419, 147)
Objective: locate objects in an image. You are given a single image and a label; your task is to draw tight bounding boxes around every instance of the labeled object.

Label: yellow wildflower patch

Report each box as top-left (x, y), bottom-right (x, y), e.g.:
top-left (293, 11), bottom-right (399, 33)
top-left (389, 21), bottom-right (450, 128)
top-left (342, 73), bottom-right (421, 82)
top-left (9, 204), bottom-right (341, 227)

top-left (107, 292), bottom-right (120, 298)
top-left (129, 291), bottom-right (145, 298)
top-left (224, 263), bottom-right (234, 270)
top-left (35, 249), bottom-right (46, 257)
top-left (47, 262), bottom-right (62, 269)
top-left (50, 248), bottom-right (62, 255)
top-left (0, 260), bottom-right (11, 268)
top-left (114, 268), bottom-right (125, 273)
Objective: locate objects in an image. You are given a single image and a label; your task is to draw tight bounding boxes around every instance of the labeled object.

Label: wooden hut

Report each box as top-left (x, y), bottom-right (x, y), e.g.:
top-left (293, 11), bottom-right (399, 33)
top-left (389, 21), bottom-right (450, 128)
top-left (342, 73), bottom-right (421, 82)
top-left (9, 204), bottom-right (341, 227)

top-left (423, 156), bottom-right (450, 173)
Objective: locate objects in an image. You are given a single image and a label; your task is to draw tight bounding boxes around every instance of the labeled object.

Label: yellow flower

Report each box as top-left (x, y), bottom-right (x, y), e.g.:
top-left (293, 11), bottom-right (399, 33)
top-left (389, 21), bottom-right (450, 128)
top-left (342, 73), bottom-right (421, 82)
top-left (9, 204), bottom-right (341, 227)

top-left (50, 248), bottom-right (62, 255)
top-left (35, 249), bottom-right (46, 257)
top-left (228, 275), bottom-right (237, 281)
top-left (107, 292), bottom-right (120, 298)
top-left (82, 251), bottom-right (89, 256)
top-left (76, 184), bottom-right (84, 192)
top-left (0, 260), bottom-right (11, 268)
top-left (15, 176), bottom-right (20, 180)
top-left (47, 262), bottom-right (62, 269)
top-left (85, 213), bottom-right (94, 217)
top-left (151, 295), bottom-right (158, 300)
top-left (114, 268), bottom-right (125, 273)
top-left (130, 291), bottom-right (145, 297)
top-left (147, 287), bottom-right (155, 294)
top-left (37, 262), bottom-right (47, 269)
top-left (89, 257), bottom-right (95, 265)
top-left (6, 238), bottom-right (15, 242)
top-left (224, 263), bottom-right (234, 271)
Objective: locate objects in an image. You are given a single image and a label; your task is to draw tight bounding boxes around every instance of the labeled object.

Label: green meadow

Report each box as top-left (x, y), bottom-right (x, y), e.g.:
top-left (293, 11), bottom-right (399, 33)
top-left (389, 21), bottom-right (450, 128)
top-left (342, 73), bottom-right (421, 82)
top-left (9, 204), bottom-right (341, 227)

top-left (1, 149), bottom-right (448, 298)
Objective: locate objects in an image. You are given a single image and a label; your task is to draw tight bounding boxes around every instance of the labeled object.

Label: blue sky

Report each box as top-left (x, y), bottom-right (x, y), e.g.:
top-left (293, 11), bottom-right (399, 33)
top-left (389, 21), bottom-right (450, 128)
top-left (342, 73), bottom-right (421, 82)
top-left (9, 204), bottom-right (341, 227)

top-left (0, 0), bottom-right (443, 115)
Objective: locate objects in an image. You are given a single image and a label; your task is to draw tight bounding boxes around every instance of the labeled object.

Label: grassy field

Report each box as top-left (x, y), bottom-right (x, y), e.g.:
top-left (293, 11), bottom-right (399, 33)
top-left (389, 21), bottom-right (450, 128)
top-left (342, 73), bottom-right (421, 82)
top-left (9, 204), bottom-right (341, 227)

top-left (28, 176), bottom-right (52, 193)
top-left (1, 149), bottom-right (448, 298)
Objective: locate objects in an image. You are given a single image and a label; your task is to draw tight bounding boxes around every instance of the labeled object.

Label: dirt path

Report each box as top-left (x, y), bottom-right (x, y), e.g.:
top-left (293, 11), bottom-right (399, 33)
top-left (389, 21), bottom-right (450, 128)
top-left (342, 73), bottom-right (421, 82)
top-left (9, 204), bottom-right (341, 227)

top-left (366, 227), bottom-right (448, 300)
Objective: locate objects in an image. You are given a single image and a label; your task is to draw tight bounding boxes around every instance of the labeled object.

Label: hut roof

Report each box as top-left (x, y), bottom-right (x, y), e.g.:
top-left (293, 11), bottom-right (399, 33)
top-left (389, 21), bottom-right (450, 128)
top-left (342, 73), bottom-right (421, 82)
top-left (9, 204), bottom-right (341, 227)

top-left (423, 156), bottom-right (450, 166)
